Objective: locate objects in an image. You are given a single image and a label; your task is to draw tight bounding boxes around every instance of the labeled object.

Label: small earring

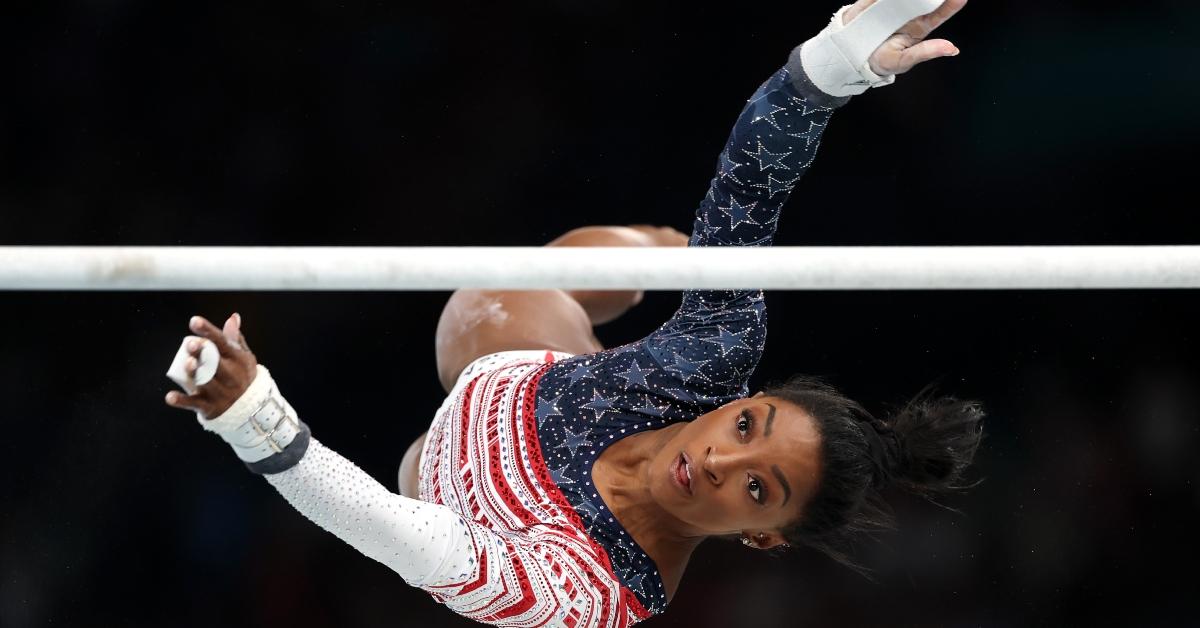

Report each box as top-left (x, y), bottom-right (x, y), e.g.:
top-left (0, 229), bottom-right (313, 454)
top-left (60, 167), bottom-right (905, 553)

top-left (741, 536), bottom-right (754, 547)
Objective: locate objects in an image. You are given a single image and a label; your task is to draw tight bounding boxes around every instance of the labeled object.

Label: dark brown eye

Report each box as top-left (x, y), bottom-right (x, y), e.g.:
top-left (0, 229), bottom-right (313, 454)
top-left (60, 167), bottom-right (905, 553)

top-left (737, 409), bottom-right (752, 437)
top-left (748, 477), bottom-right (763, 503)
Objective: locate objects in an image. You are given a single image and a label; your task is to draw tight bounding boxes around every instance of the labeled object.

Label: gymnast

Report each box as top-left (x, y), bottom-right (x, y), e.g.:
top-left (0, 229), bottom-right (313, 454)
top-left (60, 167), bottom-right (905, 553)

top-left (164, 0), bottom-right (984, 625)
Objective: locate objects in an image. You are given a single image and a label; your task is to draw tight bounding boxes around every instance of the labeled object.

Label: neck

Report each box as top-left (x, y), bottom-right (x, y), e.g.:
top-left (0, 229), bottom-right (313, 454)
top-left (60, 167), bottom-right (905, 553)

top-left (595, 423), bottom-right (707, 566)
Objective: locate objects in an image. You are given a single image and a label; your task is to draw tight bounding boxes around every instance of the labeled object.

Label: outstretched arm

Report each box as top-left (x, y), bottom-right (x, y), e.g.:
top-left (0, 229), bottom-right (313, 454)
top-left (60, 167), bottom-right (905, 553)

top-left (637, 0), bottom-right (968, 407)
top-left (165, 315), bottom-right (644, 627)
top-left (694, 0), bottom-right (968, 250)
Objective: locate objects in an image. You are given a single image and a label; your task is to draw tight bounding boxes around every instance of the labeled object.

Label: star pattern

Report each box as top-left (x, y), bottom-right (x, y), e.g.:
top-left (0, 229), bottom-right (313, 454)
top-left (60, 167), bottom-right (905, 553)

top-left (550, 463), bottom-right (575, 486)
top-left (535, 394), bottom-right (563, 427)
top-left (787, 119), bottom-right (827, 148)
top-left (719, 197), bottom-right (760, 230)
top-left (564, 363), bottom-right (594, 386)
top-left (664, 354), bottom-right (713, 385)
top-left (408, 64), bottom-right (843, 624)
top-left (701, 326), bottom-right (754, 357)
top-left (749, 99), bottom-right (788, 130)
top-left (717, 151), bottom-right (745, 185)
top-left (581, 390), bottom-right (619, 421)
top-left (742, 140), bottom-right (792, 171)
top-left (558, 425), bottom-right (594, 458)
top-left (615, 361), bottom-right (651, 388)
top-left (753, 173), bottom-right (803, 198)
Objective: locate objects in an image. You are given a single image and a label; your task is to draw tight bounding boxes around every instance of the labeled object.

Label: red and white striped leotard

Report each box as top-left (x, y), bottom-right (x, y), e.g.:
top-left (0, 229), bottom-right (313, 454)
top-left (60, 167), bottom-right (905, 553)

top-left (416, 350), bottom-right (653, 627)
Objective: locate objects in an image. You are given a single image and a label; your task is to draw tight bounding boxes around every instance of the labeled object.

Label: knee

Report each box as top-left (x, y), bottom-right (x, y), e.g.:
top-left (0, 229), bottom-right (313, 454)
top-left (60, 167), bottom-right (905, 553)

top-left (546, 226), bottom-right (654, 248)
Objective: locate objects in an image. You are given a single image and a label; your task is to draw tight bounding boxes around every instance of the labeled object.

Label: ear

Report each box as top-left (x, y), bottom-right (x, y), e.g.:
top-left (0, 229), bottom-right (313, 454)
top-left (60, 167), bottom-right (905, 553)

top-left (746, 530), bottom-right (789, 550)
top-left (752, 391), bottom-right (765, 398)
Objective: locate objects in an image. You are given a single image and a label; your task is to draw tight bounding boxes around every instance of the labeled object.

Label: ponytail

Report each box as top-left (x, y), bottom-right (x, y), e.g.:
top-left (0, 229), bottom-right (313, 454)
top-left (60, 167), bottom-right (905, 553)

top-left (882, 382), bottom-right (984, 495)
top-left (760, 375), bottom-right (985, 574)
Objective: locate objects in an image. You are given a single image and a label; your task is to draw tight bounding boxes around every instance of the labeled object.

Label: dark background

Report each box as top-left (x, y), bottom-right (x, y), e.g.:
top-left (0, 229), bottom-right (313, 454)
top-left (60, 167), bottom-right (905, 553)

top-left (2, 1), bottom-right (1199, 626)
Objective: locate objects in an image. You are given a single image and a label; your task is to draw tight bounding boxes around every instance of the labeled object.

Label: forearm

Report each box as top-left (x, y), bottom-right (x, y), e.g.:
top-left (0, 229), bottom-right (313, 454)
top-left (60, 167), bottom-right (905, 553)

top-left (264, 437), bottom-right (476, 587)
top-left (268, 444), bottom-right (623, 626)
top-left (691, 54), bottom-right (846, 249)
top-left (194, 365), bottom-right (475, 587)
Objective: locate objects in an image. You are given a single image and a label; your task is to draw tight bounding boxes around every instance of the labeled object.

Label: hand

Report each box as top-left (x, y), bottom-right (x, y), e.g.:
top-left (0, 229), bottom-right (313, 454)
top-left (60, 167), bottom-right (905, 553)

top-left (842, 0), bottom-right (968, 76)
top-left (164, 313), bottom-right (259, 419)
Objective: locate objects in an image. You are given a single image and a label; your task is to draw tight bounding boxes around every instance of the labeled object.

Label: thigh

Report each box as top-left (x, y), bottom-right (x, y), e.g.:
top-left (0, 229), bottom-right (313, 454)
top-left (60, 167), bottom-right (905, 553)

top-left (434, 289), bottom-right (603, 393)
top-left (398, 431), bottom-right (427, 498)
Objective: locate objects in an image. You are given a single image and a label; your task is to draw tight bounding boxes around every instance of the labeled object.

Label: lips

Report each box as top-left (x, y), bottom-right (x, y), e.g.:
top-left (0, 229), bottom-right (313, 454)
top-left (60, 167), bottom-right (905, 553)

top-left (673, 452), bottom-right (693, 496)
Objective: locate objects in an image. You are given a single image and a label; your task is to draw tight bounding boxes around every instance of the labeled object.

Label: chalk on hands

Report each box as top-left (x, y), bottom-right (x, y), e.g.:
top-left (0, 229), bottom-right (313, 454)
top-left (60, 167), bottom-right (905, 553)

top-left (166, 335), bottom-right (220, 394)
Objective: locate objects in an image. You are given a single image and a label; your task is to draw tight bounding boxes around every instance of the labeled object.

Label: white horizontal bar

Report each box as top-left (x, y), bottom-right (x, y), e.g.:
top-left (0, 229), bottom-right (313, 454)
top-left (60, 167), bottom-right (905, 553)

top-left (0, 246), bottom-right (1198, 290)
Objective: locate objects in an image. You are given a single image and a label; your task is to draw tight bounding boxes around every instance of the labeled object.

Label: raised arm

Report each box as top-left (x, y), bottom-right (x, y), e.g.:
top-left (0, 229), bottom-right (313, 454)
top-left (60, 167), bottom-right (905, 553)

top-left (694, 0), bottom-right (967, 249)
top-left (635, 0), bottom-right (968, 408)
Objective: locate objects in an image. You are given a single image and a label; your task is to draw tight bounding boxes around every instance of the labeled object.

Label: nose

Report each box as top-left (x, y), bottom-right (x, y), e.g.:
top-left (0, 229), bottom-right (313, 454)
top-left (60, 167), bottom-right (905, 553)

top-left (703, 445), bottom-right (757, 488)
top-left (702, 446), bottom-right (727, 486)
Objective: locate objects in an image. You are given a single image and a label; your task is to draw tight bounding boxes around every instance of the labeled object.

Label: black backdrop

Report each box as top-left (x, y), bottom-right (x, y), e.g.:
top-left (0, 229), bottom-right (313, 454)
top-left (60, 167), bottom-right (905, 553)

top-left (2, 1), bottom-right (1198, 626)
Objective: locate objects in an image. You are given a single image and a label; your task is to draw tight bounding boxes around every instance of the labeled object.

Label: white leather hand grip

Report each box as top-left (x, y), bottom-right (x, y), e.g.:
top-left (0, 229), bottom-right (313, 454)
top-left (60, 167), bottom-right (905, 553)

top-left (199, 364), bottom-right (304, 464)
top-left (799, 0), bottom-right (943, 97)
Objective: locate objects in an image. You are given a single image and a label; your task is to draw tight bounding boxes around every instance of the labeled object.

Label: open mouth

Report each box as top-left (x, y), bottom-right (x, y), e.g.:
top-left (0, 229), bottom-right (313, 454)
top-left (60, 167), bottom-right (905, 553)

top-left (673, 452), bottom-right (693, 495)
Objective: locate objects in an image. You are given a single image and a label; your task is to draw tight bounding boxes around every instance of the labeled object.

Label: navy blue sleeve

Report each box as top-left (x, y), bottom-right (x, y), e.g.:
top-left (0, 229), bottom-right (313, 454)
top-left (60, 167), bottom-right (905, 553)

top-left (634, 59), bottom-right (848, 409)
top-left (529, 65), bottom-right (850, 578)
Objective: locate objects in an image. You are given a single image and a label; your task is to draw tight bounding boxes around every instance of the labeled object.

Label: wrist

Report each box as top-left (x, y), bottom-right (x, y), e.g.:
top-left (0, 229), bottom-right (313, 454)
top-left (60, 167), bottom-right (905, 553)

top-left (200, 364), bottom-right (311, 473)
top-left (785, 45), bottom-right (855, 109)
top-left (798, 0), bottom-right (936, 98)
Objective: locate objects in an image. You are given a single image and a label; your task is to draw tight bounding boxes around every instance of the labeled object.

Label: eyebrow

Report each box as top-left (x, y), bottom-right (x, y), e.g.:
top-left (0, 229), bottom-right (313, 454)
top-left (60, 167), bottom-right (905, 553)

top-left (760, 403), bottom-right (792, 506)
top-left (772, 464), bottom-right (792, 507)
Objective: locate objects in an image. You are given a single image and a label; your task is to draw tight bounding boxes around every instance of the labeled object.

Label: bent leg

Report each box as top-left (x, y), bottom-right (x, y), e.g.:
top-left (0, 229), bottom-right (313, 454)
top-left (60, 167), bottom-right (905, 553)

top-left (548, 225), bottom-right (688, 325)
top-left (434, 224), bottom-right (687, 393)
top-left (402, 289), bottom-right (600, 497)
top-left (434, 288), bottom-right (603, 393)
top-left (399, 432), bottom-right (426, 498)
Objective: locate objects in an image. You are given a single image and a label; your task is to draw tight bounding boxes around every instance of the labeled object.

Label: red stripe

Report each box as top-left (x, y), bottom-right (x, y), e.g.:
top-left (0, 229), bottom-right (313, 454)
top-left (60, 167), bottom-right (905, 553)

top-left (503, 367), bottom-right (565, 525)
top-left (426, 355), bottom-right (654, 625)
top-left (522, 365), bottom-right (653, 624)
top-left (478, 373), bottom-right (543, 529)
top-left (481, 539), bottom-right (538, 621)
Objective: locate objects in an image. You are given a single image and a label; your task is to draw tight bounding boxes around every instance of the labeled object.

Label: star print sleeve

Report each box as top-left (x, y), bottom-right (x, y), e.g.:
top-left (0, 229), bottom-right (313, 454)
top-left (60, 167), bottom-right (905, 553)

top-left (264, 438), bottom-right (642, 627)
top-left (691, 56), bottom-right (845, 251)
top-left (634, 60), bottom-right (847, 404)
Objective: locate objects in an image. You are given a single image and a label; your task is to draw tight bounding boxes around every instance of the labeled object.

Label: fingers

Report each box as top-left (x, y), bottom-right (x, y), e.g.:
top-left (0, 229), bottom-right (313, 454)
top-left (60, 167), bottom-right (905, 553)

top-left (222, 314), bottom-right (243, 350)
top-left (842, 0), bottom-right (880, 25)
top-left (165, 389), bottom-right (208, 415)
top-left (189, 315), bottom-right (235, 355)
top-left (896, 38), bottom-right (959, 72)
top-left (168, 313), bottom-right (258, 418)
top-left (902, 0), bottom-right (968, 40)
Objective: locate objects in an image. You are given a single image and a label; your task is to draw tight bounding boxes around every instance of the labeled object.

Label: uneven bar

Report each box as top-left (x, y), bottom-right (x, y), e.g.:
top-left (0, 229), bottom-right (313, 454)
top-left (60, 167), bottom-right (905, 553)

top-left (1, 246), bottom-right (1198, 290)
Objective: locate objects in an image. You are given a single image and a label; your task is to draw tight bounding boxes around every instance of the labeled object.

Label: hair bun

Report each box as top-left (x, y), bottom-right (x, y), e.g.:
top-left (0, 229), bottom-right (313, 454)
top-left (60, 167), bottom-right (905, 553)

top-left (884, 387), bottom-right (985, 494)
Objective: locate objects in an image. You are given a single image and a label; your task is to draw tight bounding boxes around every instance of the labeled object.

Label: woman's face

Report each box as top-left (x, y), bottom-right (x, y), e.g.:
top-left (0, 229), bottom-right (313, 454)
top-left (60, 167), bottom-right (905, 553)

top-left (649, 394), bottom-right (822, 545)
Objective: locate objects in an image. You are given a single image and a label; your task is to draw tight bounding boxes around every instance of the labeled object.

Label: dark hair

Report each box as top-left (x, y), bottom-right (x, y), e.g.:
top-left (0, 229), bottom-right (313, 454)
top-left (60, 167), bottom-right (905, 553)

top-left (760, 374), bottom-right (985, 573)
